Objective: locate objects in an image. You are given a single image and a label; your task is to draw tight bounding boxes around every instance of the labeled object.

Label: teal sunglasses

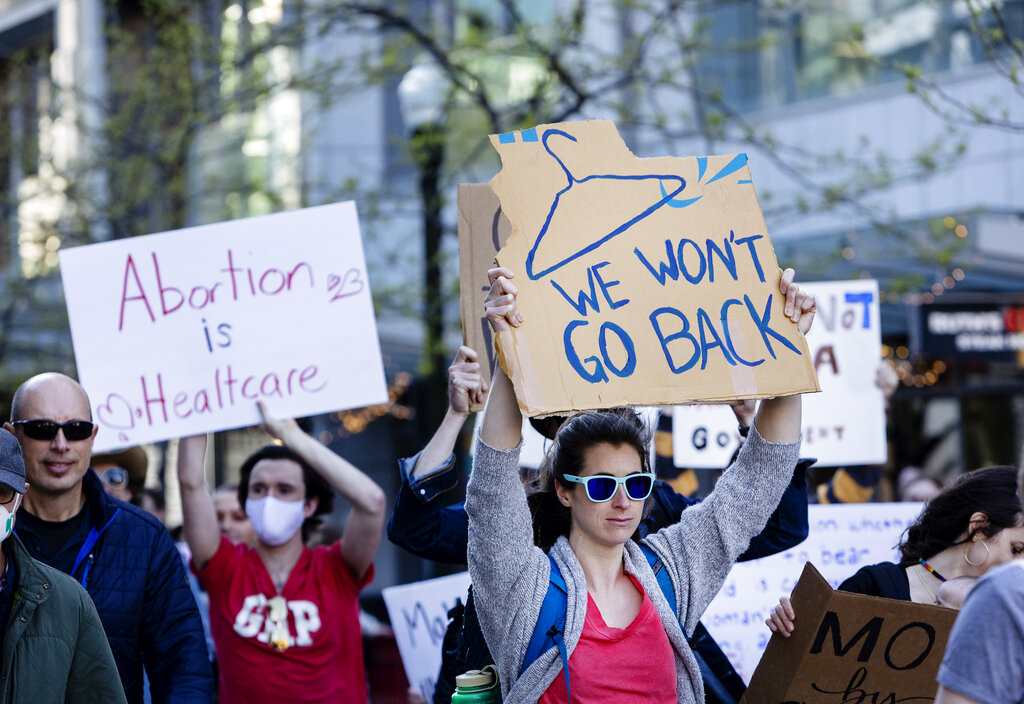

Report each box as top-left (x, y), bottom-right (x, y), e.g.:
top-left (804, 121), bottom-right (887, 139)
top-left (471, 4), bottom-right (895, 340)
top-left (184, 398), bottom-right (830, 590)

top-left (562, 472), bottom-right (656, 502)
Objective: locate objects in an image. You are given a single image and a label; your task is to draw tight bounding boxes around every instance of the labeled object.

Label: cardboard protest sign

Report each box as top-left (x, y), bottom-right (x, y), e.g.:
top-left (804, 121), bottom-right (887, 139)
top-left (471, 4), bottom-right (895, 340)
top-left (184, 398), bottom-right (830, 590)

top-left (674, 280), bottom-right (885, 468)
top-left (59, 202), bottom-right (388, 451)
top-left (741, 562), bottom-right (955, 704)
top-left (457, 183), bottom-right (513, 409)
top-left (487, 120), bottom-right (819, 416)
top-left (702, 502), bottom-right (925, 683)
top-left (382, 571), bottom-right (472, 703)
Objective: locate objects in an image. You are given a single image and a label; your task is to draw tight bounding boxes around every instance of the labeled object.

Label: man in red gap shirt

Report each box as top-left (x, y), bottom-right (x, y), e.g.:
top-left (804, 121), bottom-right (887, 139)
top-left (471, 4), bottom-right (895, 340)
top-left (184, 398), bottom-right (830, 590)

top-left (177, 402), bottom-right (386, 704)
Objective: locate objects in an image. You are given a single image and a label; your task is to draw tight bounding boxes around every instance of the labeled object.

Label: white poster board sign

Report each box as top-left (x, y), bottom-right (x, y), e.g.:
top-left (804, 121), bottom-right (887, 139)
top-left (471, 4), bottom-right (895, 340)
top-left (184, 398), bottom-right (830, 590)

top-left (671, 404), bottom-right (741, 469)
top-left (674, 280), bottom-right (885, 468)
top-left (702, 502), bottom-right (923, 683)
top-left (383, 571), bottom-right (472, 702)
top-left (59, 202), bottom-right (387, 451)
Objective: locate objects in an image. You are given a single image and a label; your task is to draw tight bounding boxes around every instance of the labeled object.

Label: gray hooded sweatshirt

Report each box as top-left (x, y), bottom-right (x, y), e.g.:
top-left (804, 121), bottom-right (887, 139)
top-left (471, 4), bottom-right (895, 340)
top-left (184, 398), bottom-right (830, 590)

top-left (466, 423), bottom-right (800, 703)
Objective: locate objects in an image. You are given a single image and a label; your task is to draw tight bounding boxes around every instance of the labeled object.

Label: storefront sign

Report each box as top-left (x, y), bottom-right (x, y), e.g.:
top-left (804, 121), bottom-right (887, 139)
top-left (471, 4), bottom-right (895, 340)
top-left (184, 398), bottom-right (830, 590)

top-left (921, 302), bottom-right (1024, 360)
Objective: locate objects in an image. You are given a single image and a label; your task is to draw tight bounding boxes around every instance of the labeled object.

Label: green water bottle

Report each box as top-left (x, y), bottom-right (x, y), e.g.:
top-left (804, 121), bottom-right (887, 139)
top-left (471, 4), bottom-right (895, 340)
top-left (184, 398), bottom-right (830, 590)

top-left (450, 665), bottom-right (501, 704)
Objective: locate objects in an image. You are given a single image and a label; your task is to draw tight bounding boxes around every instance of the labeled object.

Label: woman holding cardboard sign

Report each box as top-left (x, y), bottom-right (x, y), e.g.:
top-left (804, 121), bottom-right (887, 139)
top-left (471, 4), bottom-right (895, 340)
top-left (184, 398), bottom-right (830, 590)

top-left (466, 266), bottom-right (815, 703)
top-left (767, 465), bottom-right (1024, 635)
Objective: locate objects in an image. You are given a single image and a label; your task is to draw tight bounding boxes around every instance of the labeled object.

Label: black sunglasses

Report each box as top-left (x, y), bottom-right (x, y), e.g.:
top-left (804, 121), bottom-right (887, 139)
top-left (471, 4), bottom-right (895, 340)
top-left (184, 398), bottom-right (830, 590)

top-left (13, 419), bottom-right (95, 442)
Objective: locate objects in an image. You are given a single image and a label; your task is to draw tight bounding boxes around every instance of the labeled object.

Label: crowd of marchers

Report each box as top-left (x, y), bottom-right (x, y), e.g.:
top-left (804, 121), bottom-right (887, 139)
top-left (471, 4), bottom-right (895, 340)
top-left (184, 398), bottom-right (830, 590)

top-left (0, 267), bottom-right (1019, 704)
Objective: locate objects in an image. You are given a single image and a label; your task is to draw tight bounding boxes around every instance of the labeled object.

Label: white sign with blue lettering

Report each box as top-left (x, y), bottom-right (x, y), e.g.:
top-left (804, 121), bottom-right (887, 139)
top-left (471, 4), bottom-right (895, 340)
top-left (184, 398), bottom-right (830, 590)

top-left (674, 279), bottom-right (885, 468)
top-left (701, 501), bottom-right (923, 683)
top-left (383, 571), bottom-right (472, 703)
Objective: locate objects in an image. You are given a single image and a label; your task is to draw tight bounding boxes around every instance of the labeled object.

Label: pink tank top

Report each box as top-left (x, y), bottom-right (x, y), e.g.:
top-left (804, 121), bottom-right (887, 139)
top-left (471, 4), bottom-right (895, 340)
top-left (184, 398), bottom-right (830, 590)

top-left (538, 573), bottom-right (676, 703)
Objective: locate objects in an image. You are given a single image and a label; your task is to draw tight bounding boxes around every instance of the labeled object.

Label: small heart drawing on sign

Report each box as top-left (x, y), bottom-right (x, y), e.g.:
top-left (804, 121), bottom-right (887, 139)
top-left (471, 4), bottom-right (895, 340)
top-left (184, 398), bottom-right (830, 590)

top-left (327, 268), bottom-right (365, 303)
top-left (96, 394), bottom-right (136, 431)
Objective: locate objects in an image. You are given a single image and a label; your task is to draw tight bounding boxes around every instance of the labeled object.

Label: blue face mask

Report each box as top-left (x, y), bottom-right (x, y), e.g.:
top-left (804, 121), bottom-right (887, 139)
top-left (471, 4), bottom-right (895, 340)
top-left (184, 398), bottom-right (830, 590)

top-left (245, 496), bottom-right (305, 546)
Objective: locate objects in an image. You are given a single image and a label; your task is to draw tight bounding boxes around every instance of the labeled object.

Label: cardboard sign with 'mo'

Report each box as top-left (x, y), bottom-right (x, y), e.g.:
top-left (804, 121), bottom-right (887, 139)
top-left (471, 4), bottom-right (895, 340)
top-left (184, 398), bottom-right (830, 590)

top-left (741, 562), bottom-right (956, 704)
top-left (703, 501), bottom-right (925, 683)
top-left (59, 202), bottom-right (388, 451)
top-left (488, 120), bottom-right (819, 416)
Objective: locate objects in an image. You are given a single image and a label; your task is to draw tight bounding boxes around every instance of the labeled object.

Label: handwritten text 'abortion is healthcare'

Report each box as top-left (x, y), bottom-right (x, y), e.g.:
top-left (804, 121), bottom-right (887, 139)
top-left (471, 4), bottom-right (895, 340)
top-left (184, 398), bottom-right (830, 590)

top-left (59, 202), bottom-right (387, 450)
top-left (488, 120), bottom-right (818, 415)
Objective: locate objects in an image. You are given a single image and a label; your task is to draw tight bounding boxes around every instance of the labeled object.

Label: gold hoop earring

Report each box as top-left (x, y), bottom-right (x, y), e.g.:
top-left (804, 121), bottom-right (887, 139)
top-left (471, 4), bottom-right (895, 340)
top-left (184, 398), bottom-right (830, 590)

top-left (964, 540), bottom-right (991, 567)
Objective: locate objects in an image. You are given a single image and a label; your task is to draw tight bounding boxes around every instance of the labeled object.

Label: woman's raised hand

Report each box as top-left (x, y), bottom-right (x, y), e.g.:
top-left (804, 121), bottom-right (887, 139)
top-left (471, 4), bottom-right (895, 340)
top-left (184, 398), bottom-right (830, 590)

top-left (485, 267), bottom-right (524, 332)
top-left (766, 595), bottom-right (796, 638)
top-left (779, 267), bottom-right (816, 336)
top-left (479, 267), bottom-right (525, 449)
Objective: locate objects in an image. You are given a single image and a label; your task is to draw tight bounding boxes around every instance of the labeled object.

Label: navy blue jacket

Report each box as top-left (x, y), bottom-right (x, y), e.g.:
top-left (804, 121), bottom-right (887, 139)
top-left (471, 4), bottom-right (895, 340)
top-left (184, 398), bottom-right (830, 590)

top-left (838, 561), bottom-right (910, 601)
top-left (17, 469), bottom-right (214, 704)
top-left (387, 451), bottom-right (811, 704)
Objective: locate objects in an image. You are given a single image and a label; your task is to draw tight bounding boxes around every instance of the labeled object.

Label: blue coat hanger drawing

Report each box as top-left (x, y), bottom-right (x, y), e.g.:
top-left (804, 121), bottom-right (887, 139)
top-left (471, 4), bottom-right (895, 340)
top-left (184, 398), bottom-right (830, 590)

top-left (514, 127), bottom-right (748, 281)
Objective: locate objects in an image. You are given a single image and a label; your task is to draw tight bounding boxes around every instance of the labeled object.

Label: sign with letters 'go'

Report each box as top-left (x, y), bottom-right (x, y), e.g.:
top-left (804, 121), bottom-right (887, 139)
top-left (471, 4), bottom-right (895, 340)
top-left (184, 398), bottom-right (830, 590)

top-left (59, 202), bottom-right (387, 451)
top-left (488, 120), bottom-right (819, 416)
top-left (673, 279), bottom-right (885, 468)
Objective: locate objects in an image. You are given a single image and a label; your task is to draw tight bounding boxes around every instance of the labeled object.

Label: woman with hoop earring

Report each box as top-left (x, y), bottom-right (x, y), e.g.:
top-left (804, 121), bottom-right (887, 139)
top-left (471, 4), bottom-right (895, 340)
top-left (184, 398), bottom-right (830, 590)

top-left (769, 465), bottom-right (1024, 635)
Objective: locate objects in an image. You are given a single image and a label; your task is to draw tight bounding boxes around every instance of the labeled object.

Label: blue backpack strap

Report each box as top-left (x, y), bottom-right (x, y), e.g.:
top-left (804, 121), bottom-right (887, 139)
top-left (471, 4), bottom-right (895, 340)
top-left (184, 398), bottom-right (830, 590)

top-left (641, 542), bottom-right (680, 632)
top-left (522, 555), bottom-right (572, 699)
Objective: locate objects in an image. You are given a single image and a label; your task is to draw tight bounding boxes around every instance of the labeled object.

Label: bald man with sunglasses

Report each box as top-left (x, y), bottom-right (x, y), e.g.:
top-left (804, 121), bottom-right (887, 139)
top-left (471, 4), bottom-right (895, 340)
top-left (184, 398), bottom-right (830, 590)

top-left (4, 373), bottom-right (214, 704)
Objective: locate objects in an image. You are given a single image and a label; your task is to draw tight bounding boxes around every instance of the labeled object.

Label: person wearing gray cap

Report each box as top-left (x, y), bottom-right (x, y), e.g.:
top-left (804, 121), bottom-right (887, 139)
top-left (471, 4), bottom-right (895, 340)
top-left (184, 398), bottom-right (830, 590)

top-left (0, 428), bottom-right (127, 702)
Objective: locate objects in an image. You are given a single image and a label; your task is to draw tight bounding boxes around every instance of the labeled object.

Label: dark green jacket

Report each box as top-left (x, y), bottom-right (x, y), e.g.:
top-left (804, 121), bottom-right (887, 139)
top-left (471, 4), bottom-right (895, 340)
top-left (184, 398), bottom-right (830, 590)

top-left (0, 534), bottom-right (126, 703)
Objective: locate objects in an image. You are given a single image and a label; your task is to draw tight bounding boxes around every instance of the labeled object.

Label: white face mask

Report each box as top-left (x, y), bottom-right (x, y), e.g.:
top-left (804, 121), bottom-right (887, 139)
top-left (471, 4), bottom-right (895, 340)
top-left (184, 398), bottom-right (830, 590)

top-left (0, 495), bottom-right (21, 543)
top-left (245, 496), bottom-right (306, 547)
